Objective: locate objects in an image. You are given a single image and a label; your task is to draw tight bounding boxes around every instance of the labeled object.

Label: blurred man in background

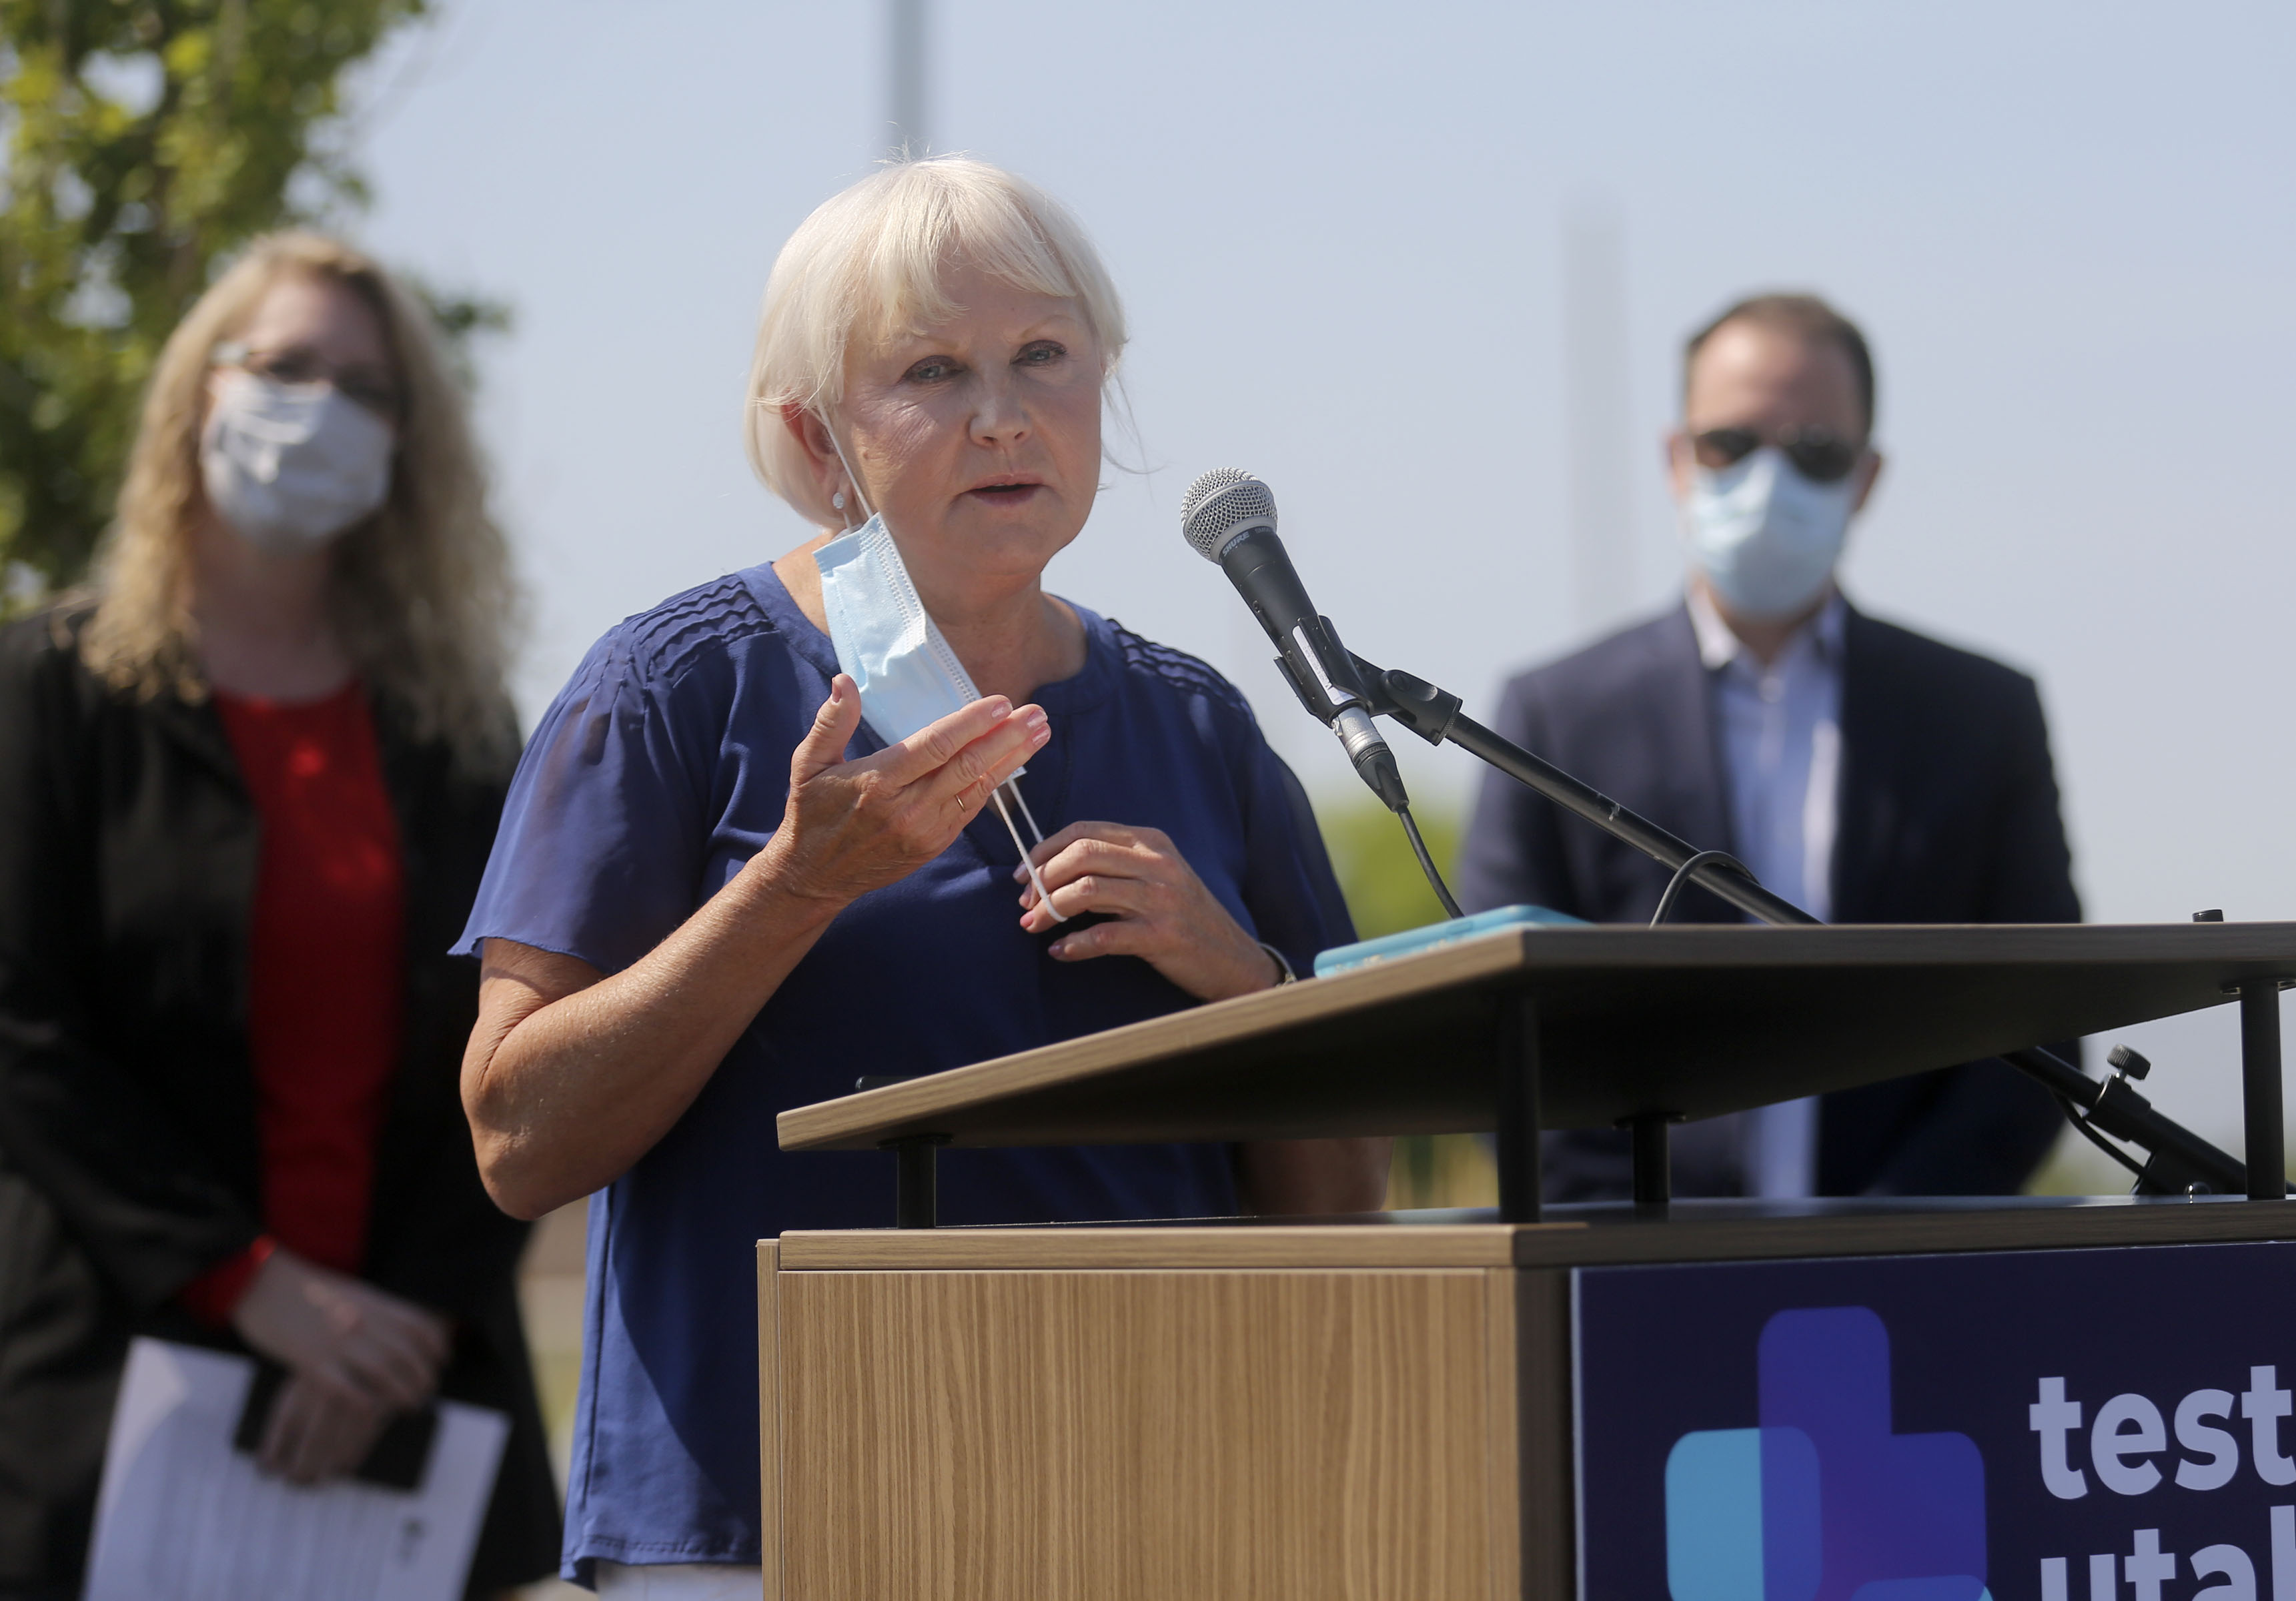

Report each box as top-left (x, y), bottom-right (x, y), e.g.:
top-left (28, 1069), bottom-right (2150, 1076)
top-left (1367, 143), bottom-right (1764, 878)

top-left (1458, 292), bottom-right (2077, 1202)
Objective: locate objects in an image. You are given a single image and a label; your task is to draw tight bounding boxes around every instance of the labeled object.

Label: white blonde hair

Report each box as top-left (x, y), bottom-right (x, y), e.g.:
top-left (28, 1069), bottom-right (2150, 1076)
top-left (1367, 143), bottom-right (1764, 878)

top-left (744, 155), bottom-right (1128, 525)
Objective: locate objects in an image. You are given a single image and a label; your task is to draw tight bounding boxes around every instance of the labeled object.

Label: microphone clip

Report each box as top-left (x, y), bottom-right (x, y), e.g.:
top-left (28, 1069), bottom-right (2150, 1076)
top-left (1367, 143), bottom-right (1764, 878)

top-left (1346, 655), bottom-right (1462, 748)
top-left (1266, 614), bottom-right (1365, 728)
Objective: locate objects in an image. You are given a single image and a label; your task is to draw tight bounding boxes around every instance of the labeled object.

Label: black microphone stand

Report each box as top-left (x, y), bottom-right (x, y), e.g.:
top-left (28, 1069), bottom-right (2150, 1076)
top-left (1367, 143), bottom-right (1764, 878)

top-left (1344, 651), bottom-right (2287, 1204)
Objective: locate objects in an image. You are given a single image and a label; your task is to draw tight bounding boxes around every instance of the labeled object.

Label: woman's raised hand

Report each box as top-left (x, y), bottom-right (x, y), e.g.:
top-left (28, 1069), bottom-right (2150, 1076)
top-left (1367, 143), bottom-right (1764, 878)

top-left (1015, 822), bottom-right (1283, 1002)
top-left (463, 678), bottom-right (1046, 1221)
top-left (768, 674), bottom-right (1049, 908)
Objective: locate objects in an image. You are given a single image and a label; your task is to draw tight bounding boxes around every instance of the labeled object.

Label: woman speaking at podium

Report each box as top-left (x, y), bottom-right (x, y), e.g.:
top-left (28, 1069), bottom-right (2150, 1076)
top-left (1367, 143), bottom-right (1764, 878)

top-left (456, 156), bottom-right (1384, 1596)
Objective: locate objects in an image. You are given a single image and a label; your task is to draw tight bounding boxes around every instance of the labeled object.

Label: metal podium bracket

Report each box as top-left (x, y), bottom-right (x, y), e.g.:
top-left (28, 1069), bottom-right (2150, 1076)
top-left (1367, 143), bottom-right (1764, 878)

top-left (1627, 1113), bottom-right (1680, 1211)
top-left (2240, 980), bottom-right (2286, 1201)
top-left (1495, 992), bottom-right (1542, 1224)
top-left (882, 1134), bottom-right (950, 1229)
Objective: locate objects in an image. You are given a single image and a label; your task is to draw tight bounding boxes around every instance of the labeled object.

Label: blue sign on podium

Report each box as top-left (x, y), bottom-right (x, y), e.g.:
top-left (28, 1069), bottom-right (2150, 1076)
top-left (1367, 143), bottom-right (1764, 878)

top-left (1574, 1240), bottom-right (2296, 1601)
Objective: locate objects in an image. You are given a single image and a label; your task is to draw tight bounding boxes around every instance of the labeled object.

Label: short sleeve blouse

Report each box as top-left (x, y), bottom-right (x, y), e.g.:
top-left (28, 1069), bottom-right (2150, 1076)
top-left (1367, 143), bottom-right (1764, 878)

top-left (458, 564), bottom-right (1354, 1580)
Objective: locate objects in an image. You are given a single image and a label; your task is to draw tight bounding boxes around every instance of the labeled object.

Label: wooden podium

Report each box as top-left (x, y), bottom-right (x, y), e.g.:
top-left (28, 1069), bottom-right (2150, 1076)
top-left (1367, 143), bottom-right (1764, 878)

top-left (758, 924), bottom-right (2296, 1600)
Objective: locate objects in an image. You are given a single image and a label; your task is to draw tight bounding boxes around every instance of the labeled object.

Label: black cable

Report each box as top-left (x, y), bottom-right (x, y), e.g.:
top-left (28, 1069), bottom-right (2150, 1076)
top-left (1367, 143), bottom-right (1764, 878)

top-left (2009, 1045), bottom-right (2283, 1195)
top-left (1651, 849), bottom-right (1757, 927)
top-left (1440, 708), bottom-right (1818, 926)
top-left (1397, 805), bottom-right (1464, 920)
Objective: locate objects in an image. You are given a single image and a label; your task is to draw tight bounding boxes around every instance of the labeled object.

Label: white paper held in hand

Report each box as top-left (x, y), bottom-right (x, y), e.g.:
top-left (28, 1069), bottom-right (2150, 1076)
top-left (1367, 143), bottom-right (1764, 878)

top-left (82, 1338), bottom-right (508, 1601)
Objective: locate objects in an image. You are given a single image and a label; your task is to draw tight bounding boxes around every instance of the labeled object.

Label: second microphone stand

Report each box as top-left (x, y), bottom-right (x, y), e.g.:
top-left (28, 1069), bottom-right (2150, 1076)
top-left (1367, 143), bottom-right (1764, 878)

top-left (1343, 652), bottom-right (2286, 1207)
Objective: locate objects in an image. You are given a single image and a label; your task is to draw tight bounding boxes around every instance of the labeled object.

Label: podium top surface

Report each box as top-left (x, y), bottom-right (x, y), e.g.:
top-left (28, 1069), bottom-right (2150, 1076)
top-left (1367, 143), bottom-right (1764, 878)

top-left (776, 921), bottom-right (2296, 1153)
top-left (773, 1195), bottom-right (2296, 1272)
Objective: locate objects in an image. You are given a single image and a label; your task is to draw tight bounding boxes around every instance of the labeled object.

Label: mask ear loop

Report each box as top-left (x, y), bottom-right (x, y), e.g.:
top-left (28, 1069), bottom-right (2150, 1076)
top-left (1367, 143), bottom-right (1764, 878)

top-left (1005, 783), bottom-right (1049, 850)
top-left (990, 785), bottom-right (1063, 923)
top-left (818, 408), bottom-right (1063, 921)
top-left (818, 409), bottom-right (875, 531)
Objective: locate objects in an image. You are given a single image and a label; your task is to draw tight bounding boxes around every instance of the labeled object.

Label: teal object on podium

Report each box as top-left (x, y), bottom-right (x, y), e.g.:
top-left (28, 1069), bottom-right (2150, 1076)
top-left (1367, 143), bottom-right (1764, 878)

top-left (1311, 903), bottom-right (1588, 978)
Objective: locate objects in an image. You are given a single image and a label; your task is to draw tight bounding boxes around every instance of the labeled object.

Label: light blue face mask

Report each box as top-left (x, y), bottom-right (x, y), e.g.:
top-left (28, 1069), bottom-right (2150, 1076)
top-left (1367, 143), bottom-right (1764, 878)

top-left (811, 430), bottom-right (1063, 917)
top-left (1682, 446), bottom-right (1857, 620)
top-left (816, 515), bottom-right (984, 748)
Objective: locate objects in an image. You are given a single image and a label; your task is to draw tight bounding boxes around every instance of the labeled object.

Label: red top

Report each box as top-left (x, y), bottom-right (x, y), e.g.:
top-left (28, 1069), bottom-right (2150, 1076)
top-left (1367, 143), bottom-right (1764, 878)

top-left (181, 682), bottom-right (406, 1323)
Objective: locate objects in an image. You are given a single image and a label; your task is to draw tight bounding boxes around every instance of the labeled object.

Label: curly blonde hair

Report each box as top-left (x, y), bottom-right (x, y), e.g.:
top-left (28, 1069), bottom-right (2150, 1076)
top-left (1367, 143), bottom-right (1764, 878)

top-left (77, 232), bottom-right (519, 772)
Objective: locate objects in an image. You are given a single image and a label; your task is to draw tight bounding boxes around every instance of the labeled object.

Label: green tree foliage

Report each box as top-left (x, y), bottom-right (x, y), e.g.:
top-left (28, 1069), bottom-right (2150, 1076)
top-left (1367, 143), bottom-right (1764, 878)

top-left (1315, 794), bottom-right (1499, 1208)
top-left (1319, 795), bottom-right (1462, 942)
top-left (0, 0), bottom-right (472, 606)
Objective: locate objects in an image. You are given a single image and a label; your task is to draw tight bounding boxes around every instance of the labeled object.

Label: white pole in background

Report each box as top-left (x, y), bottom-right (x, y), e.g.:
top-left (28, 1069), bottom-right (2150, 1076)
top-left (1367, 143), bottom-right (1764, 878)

top-left (1562, 198), bottom-right (1634, 636)
top-left (889, 0), bottom-right (928, 155)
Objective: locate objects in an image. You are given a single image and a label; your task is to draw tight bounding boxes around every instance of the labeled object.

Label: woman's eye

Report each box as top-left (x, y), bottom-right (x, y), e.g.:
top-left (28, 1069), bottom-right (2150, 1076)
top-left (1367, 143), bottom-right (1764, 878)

top-left (905, 358), bottom-right (959, 384)
top-left (1017, 342), bottom-right (1065, 366)
top-left (253, 352), bottom-right (324, 383)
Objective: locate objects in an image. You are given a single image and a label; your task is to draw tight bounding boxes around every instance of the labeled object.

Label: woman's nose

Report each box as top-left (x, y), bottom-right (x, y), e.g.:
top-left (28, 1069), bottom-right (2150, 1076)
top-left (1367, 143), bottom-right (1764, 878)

top-left (969, 374), bottom-right (1031, 447)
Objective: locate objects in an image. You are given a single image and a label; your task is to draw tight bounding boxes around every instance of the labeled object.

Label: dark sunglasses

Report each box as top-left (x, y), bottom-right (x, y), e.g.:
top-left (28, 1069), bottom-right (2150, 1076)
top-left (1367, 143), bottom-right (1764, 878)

top-left (1691, 426), bottom-right (1863, 484)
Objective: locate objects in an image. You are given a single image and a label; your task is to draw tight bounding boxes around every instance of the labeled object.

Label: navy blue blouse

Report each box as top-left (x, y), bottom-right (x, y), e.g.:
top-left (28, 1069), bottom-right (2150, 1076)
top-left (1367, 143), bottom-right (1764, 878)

top-left (458, 564), bottom-right (1353, 1580)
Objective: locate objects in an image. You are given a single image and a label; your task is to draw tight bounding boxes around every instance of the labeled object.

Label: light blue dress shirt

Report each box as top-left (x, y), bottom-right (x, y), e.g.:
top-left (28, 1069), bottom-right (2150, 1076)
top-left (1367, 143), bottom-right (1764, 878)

top-left (1687, 585), bottom-right (1847, 1198)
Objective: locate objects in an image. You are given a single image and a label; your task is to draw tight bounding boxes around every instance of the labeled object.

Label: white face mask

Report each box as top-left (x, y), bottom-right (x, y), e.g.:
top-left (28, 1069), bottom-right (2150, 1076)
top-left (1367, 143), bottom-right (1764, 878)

top-left (200, 370), bottom-right (394, 554)
top-left (1681, 445), bottom-right (1857, 620)
top-left (810, 423), bottom-right (1063, 918)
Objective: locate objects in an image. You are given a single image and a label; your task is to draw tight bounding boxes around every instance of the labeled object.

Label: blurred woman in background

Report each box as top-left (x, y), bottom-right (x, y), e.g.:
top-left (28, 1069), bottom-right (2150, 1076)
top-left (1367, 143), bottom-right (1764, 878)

top-left (0, 233), bottom-right (556, 1598)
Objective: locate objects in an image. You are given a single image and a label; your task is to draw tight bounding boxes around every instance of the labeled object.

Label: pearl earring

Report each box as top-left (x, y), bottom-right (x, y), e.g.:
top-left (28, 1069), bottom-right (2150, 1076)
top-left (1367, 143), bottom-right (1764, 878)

top-left (832, 490), bottom-right (846, 511)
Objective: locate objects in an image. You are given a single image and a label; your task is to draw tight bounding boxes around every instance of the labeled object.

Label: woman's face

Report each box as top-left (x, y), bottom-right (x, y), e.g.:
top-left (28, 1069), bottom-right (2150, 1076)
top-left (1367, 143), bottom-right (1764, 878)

top-left (834, 263), bottom-right (1103, 598)
top-left (210, 270), bottom-right (401, 424)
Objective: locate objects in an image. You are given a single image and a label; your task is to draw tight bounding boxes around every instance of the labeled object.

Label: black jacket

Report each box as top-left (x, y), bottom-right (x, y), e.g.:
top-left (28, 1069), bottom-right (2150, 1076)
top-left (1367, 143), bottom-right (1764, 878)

top-left (1458, 600), bottom-right (2079, 1201)
top-left (0, 609), bottom-right (556, 1596)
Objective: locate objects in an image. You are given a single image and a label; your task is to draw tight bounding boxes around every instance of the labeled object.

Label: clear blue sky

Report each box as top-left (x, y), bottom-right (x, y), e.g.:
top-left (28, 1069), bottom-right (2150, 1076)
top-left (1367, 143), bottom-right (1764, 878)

top-left (348, 0), bottom-right (2295, 1149)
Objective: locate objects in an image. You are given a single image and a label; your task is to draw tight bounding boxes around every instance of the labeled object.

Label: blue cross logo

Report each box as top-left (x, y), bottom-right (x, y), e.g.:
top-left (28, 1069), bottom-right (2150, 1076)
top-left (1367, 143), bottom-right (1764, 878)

top-left (1664, 1305), bottom-right (1990, 1601)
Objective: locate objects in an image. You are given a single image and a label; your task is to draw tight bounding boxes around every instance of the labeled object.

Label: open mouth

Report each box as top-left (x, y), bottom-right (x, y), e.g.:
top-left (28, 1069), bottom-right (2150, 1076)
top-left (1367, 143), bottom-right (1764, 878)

top-left (968, 480), bottom-right (1041, 501)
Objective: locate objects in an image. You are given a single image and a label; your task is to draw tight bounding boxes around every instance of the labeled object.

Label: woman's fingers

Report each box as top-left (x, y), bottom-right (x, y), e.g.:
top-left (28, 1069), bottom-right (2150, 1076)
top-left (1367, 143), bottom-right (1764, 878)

top-left (773, 696), bottom-right (1051, 908)
top-left (310, 1390), bottom-right (391, 1481)
top-left (375, 1293), bottom-right (452, 1364)
top-left (1022, 819), bottom-right (1149, 871)
top-left (285, 1385), bottom-right (346, 1483)
top-left (261, 1374), bottom-right (388, 1484)
top-left (1017, 834), bottom-right (1175, 933)
top-left (1007, 819), bottom-right (1277, 1001)
top-left (917, 706), bottom-right (1047, 812)
top-left (258, 1374), bottom-right (315, 1479)
top-left (789, 675), bottom-right (862, 786)
top-left (852, 698), bottom-right (1047, 835)
top-left (1021, 869), bottom-right (1153, 931)
top-left (874, 696), bottom-right (1017, 787)
top-left (340, 1329), bottom-right (438, 1412)
top-left (1032, 833), bottom-right (1157, 887)
top-left (1045, 915), bottom-right (1151, 963)
top-left (323, 1284), bottom-right (448, 1409)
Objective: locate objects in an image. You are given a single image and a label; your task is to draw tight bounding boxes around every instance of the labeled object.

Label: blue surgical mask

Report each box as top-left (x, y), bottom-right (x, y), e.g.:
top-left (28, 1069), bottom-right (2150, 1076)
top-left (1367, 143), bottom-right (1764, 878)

top-left (810, 430), bottom-right (1062, 917)
top-left (1682, 446), bottom-right (1856, 619)
top-left (815, 515), bottom-right (983, 749)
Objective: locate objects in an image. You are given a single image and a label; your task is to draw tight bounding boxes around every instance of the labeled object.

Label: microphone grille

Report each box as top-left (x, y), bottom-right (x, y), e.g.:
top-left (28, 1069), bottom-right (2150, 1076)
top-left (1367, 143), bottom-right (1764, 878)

top-left (1180, 468), bottom-right (1277, 561)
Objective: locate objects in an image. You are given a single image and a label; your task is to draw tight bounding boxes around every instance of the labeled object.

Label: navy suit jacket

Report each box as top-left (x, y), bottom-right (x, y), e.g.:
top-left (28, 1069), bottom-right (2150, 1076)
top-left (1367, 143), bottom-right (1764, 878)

top-left (1457, 600), bottom-right (2079, 1199)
